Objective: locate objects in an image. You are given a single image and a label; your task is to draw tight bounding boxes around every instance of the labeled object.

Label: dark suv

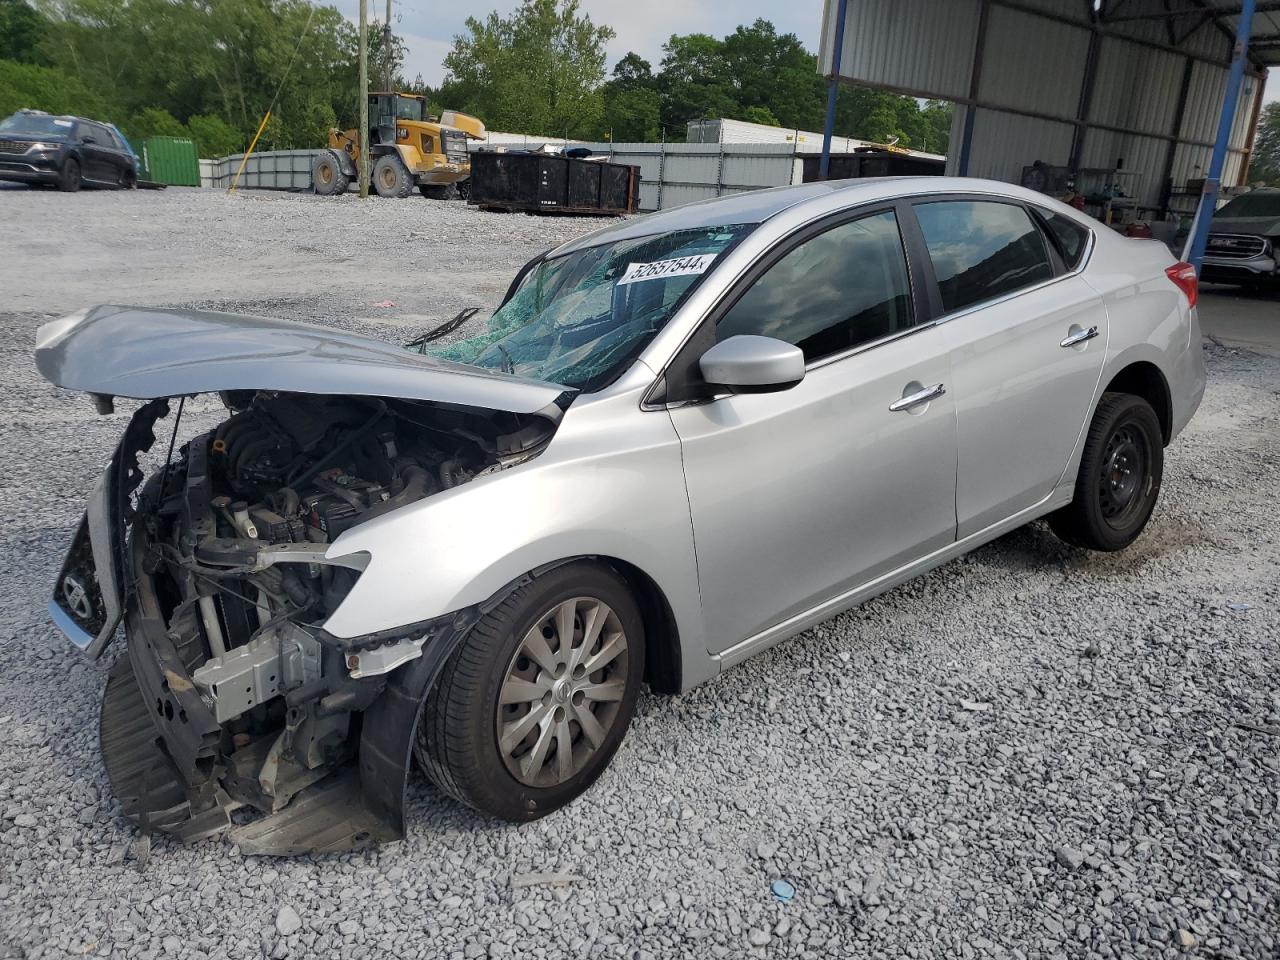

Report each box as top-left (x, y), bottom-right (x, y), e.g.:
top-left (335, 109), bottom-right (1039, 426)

top-left (1199, 187), bottom-right (1280, 289)
top-left (0, 110), bottom-right (138, 191)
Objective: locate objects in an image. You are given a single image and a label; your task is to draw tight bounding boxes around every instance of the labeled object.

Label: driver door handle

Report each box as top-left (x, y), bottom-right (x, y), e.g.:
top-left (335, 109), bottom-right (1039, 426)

top-left (1060, 325), bottom-right (1099, 348)
top-left (889, 383), bottom-right (946, 412)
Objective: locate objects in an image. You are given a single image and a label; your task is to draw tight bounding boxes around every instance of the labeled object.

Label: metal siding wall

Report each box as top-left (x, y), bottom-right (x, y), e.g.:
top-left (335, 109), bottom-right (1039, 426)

top-left (1089, 38), bottom-right (1183, 136)
top-left (977, 5), bottom-right (1091, 119)
top-left (961, 108), bottom-right (1076, 183)
top-left (819, 0), bottom-right (980, 99)
top-left (1107, 16), bottom-right (1232, 61)
top-left (1079, 131), bottom-right (1168, 208)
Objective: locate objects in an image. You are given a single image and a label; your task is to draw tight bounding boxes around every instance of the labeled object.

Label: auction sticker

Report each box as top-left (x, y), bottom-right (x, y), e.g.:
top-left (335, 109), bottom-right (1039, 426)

top-left (618, 253), bottom-right (717, 285)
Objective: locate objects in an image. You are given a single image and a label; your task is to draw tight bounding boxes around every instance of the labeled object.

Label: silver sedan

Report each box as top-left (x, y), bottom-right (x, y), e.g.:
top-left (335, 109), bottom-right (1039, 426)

top-left (37, 177), bottom-right (1205, 852)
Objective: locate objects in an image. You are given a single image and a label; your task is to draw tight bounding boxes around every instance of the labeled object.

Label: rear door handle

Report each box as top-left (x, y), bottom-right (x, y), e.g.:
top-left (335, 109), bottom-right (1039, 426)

top-left (889, 383), bottom-right (946, 412)
top-left (1060, 325), bottom-right (1099, 348)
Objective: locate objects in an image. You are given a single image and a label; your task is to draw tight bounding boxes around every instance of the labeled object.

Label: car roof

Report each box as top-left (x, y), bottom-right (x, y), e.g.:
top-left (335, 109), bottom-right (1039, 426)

top-left (551, 176), bottom-right (1072, 256)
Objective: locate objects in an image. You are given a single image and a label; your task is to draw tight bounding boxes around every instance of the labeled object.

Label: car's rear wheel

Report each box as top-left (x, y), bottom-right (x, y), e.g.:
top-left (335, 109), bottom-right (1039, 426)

top-left (415, 561), bottom-right (644, 821)
top-left (1049, 392), bottom-right (1164, 551)
top-left (58, 157), bottom-right (82, 193)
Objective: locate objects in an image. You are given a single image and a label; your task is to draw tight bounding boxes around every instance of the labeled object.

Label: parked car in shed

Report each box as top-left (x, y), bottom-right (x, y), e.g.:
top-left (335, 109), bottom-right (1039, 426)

top-left (36, 177), bottom-right (1204, 854)
top-left (0, 110), bottom-right (138, 191)
top-left (1199, 187), bottom-right (1280, 290)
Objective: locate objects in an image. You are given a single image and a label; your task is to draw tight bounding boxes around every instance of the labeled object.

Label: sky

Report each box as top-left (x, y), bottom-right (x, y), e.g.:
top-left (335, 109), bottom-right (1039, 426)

top-left (351, 0), bottom-right (825, 88)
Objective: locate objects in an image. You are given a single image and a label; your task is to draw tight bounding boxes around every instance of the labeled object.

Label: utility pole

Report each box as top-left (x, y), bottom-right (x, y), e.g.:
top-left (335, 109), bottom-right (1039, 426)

top-left (358, 0), bottom-right (369, 198)
top-left (384, 0), bottom-right (393, 92)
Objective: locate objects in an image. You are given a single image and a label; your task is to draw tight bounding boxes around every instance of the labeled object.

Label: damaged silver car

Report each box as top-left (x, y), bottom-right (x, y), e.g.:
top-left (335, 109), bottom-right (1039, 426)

top-left (38, 178), bottom-right (1205, 854)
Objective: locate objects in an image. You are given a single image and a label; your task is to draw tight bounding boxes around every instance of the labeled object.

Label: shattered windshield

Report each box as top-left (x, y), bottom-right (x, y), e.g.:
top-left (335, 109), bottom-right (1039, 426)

top-left (1217, 192), bottom-right (1280, 219)
top-left (430, 224), bottom-right (755, 391)
top-left (0, 113), bottom-right (75, 137)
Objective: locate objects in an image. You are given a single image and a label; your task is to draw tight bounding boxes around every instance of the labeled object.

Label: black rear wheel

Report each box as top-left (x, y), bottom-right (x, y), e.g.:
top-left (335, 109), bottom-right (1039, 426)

top-left (1049, 392), bottom-right (1164, 551)
top-left (415, 561), bottom-right (645, 821)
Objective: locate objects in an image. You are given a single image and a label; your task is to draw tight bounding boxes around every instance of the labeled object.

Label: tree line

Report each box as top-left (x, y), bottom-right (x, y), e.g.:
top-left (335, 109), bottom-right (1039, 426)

top-left (3, 0), bottom-right (951, 159)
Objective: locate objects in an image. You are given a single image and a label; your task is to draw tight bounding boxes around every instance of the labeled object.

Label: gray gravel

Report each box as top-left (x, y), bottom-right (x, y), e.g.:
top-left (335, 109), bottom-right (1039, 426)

top-left (1, 188), bottom-right (1278, 959)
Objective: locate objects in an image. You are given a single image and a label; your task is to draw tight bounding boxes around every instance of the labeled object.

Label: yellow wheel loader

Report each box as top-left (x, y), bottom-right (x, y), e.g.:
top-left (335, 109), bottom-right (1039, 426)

top-left (312, 93), bottom-right (485, 199)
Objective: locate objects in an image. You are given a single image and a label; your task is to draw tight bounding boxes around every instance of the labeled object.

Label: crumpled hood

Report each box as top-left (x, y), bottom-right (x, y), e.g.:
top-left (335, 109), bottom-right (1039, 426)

top-left (1209, 215), bottom-right (1280, 237)
top-left (34, 305), bottom-right (572, 415)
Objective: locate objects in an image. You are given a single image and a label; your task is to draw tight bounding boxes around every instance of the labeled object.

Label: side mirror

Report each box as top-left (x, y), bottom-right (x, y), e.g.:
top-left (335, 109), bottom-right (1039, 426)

top-left (80, 135), bottom-right (96, 144)
top-left (698, 335), bottom-right (805, 394)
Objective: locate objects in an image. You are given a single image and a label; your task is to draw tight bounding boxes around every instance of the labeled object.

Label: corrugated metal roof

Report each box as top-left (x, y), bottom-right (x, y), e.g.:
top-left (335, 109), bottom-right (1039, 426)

top-left (823, 0), bottom-right (1271, 203)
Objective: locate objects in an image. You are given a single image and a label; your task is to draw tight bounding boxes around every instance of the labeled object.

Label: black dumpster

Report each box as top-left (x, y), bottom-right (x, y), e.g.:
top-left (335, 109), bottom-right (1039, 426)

top-left (468, 151), bottom-right (640, 216)
top-left (799, 149), bottom-right (945, 182)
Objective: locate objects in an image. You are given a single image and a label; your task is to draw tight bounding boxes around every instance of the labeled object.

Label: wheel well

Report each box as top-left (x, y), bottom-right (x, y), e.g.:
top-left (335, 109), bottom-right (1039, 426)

top-left (599, 557), bottom-right (681, 695)
top-left (1104, 362), bottom-right (1171, 444)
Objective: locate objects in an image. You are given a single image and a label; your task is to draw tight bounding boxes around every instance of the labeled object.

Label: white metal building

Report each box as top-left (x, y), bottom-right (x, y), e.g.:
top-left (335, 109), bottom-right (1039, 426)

top-left (686, 117), bottom-right (946, 160)
top-left (818, 0), bottom-right (1278, 218)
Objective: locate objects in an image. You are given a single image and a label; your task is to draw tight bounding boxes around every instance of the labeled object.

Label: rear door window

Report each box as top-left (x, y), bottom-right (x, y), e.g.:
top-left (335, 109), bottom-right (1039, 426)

top-left (914, 200), bottom-right (1054, 314)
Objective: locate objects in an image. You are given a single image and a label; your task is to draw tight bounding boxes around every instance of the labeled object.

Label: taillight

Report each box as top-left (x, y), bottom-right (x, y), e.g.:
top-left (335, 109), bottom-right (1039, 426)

top-left (1165, 261), bottom-right (1198, 309)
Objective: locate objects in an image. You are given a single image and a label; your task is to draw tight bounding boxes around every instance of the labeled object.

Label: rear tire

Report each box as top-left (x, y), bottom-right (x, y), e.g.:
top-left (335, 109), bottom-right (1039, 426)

top-left (415, 561), bottom-right (645, 822)
top-left (311, 150), bottom-right (349, 196)
top-left (58, 157), bottom-right (82, 192)
top-left (1049, 392), bottom-right (1164, 551)
top-left (373, 154), bottom-right (413, 198)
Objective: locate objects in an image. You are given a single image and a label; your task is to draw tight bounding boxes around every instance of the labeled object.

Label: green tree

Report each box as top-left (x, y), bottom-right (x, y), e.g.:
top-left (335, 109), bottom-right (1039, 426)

top-left (126, 106), bottom-right (187, 140)
top-left (187, 113), bottom-right (244, 156)
top-left (599, 53), bottom-right (659, 141)
top-left (0, 0), bottom-right (45, 62)
top-left (0, 57), bottom-right (106, 117)
top-left (444, 0), bottom-right (614, 138)
top-left (1252, 102), bottom-right (1279, 186)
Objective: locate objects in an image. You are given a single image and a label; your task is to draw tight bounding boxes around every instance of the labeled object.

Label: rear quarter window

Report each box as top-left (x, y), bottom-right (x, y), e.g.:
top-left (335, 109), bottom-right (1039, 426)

top-left (1040, 211), bottom-right (1091, 270)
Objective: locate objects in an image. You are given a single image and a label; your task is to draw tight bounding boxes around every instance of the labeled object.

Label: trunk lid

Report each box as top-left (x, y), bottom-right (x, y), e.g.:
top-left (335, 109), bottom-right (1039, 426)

top-left (35, 305), bottom-right (572, 415)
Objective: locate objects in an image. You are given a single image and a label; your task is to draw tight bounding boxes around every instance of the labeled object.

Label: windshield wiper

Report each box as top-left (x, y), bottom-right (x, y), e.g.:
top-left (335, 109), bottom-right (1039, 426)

top-left (495, 343), bottom-right (515, 375)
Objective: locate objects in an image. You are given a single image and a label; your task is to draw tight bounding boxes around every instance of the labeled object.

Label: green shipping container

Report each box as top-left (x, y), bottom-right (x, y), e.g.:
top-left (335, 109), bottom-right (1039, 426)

top-left (142, 137), bottom-right (200, 186)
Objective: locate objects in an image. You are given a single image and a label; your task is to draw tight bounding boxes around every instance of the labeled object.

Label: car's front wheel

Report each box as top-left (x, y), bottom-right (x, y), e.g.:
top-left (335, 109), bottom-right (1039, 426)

top-left (1050, 392), bottom-right (1164, 551)
top-left (58, 157), bottom-right (82, 192)
top-left (415, 561), bottom-right (645, 821)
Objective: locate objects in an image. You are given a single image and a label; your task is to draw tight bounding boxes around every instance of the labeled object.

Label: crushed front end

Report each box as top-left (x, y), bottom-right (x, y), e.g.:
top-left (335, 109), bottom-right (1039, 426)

top-left (51, 389), bottom-right (554, 854)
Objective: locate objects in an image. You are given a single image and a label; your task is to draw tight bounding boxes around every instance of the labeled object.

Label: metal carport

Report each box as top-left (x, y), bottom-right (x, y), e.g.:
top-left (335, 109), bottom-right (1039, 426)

top-left (817, 0), bottom-right (1279, 267)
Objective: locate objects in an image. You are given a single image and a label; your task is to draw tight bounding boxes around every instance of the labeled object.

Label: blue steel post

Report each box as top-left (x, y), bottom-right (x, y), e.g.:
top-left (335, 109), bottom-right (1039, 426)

top-left (819, 0), bottom-right (848, 180)
top-left (1185, 0), bottom-right (1256, 271)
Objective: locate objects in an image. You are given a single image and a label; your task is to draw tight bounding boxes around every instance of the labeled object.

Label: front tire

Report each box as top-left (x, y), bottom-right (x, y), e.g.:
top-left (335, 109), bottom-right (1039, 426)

top-left (415, 561), bottom-right (645, 821)
top-left (58, 157), bottom-right (82, 192)
top-left (311, 150), bottom-right (349, 196)
top-left (1049, 392), bottom-right (1164, 551)
top-left (373, 154), bottom-right (413, 198)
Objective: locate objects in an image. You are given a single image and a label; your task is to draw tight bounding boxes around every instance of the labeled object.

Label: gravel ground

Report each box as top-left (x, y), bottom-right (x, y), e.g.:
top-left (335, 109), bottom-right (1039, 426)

top-left (0, 189), bottom-right (1277, 960)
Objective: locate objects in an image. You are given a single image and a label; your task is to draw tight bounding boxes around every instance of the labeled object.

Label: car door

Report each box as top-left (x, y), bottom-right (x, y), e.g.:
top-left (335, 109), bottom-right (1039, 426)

top-left (77, 123), bottom-right (113, 182)
top-left (666, 206), bottom-right (958, 654)
top-left (914, 199), bottom-right (1108, 538)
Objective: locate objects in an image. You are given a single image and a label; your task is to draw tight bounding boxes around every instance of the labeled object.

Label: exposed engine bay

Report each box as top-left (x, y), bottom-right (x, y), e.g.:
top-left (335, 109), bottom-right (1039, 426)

top-left (67, 390), bottom-right (557, 853)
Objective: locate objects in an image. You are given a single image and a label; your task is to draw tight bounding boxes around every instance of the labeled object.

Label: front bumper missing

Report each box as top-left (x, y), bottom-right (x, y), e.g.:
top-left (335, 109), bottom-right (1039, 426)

top-left (52, 400), bottom-right (476, 854)
top-left (99, 605), bottom-right (470, 854)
